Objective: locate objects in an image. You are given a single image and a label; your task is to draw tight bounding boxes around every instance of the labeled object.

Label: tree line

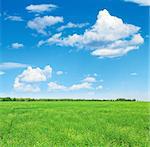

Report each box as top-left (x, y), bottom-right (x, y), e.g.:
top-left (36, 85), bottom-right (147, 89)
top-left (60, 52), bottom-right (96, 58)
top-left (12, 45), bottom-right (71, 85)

top-left (0, 97), bottom-right (136, 102)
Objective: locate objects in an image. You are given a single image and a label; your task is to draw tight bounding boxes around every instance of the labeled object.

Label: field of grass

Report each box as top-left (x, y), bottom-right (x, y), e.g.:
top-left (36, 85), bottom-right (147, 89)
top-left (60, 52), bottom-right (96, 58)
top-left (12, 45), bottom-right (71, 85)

top-left (0, 101), bottom-right (149, 146)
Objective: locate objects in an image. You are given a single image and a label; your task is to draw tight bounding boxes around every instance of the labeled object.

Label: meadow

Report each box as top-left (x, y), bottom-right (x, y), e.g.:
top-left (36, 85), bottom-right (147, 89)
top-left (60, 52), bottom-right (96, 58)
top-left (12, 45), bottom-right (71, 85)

top-left (0, 101), bottom-right (149, 146)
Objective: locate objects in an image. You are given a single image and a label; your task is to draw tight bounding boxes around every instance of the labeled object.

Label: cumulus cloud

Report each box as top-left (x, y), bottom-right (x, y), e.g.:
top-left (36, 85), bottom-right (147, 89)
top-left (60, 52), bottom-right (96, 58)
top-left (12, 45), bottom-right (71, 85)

top-left (14, 78), bottom-right (40, 92)
top-left (57, 22), bottom-right (89, 31)
top-left (13, 65), bottom-right (102, 93)
top-left (26, 4), bottom-right (58, 13)
top-left (56, 71), bottom-right (63, 75)
top-left (14, 65), bottom-right (52, 92)
top-left (83, 76), bottom-right (96, 83)
top-left (124, 0), bottom-right (150, 6)
top-left (39, 9), bottom-right (144, 58)
top-left (11, 43), bottom-right (24, 49)
top-left (0, 62), bottom-right (27, 70)
top-left (16, 65), bottom-right (52, 83)
top-left (27, 16), bottom-right (63, 35)
top-left (5, 15), bottom-right (23, 21)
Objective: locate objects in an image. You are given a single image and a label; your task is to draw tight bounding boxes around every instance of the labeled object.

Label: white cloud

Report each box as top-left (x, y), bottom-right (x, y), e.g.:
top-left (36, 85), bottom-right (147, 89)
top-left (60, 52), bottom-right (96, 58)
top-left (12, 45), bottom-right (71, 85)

top-left (26, 4), bottom-right (57, 13)
top-left (27, 16), bottom-right (63, 35)
top-left (13, 65), bottom-right (52, 92)
top-left (56, 71), bottom-right (63, 75)
top-left (69, 82), bottom-right (92, 90)
top-left (5, 15), bottom-right (23, 21)
top-left (37, 40), bottom-right (46, 47)
top-left (0, 62), bottom-right (27, 70)
top-left (91, 33), bottom-right (144, 57)
top-left (14, 77), bottom-right (40, 92)
top-left (83, 76), bottom-right (96, 83)
top-left (48, 82), bottom-right (66, 91)
top-left (124, 0), bottom-right (150, 6)
top-left (48, 76), bottom-right (96, 92)
top-left (48, 76), bottom-right (96, 91)
top-left (11, 43), bottom-right (24, 49)
top-left (96, 85), bottom-right (103, 90)
top-left (40, 9), bottom-right (144, 58)
top-left (0, 71), bottom-right (5, 75)
top-left (16, 65), bottom-right (52, 83)
top-left (47, 81), bottom-right (93, 92)
top-left (130, 72), bottom-right (138, 76)
top-left (57, 22), bottom-right (89, 31)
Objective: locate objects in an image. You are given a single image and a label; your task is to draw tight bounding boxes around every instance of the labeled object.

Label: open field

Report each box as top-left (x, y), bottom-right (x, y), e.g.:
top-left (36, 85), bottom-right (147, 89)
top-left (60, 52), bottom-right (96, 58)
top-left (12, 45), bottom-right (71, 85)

top-left (0, 101), bottom-right (149, 146)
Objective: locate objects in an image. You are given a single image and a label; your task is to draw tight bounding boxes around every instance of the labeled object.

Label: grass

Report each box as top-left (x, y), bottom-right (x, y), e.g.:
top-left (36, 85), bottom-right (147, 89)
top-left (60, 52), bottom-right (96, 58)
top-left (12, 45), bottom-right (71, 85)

top-left (0, 101), bottom-right (149, 146)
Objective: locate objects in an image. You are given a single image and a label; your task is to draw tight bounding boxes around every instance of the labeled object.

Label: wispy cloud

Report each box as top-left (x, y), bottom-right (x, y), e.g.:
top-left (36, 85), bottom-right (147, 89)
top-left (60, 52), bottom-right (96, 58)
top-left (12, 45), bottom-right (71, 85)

top-left (5, 15), bottom-right (23, 21)
top-left (48, 82), bottom-right (66, 91)
top-left (69, 82), bottom-right (92, 90)
top-left (0, 62), bottom-right (28, 70)
top-left (48, 82), bottom-right (92, 91)
top-left (57, 22), bottom-right (89, 31)
top-left (27, 16), bottom-right (63, 35)
top-left (26, 4), bottom-right (58, 13)
top-left (124, 0), bottom-right (150, 6)
top-left (83, 76), bottom-right (96, 83)
top-left (48, 76), bottom-right (99, 92)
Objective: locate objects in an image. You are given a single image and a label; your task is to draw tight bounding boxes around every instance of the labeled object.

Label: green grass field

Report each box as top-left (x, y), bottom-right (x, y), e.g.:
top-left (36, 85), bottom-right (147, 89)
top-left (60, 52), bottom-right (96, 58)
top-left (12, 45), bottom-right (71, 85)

top-left (0, 101), bottom-right (149, 146)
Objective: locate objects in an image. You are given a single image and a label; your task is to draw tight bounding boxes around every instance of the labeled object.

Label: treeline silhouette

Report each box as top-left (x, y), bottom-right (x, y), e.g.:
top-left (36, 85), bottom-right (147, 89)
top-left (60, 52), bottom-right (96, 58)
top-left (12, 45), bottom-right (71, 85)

top-left (0, 97), bottom-right (136, 102)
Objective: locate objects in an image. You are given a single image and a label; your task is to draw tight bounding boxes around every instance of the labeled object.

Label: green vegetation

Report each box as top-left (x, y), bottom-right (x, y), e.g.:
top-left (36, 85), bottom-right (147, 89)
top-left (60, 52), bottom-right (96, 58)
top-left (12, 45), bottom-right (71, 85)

top-left (0, 101), bottom-right (149, 146)
top-left (0, 97), bottom-right (136, 101)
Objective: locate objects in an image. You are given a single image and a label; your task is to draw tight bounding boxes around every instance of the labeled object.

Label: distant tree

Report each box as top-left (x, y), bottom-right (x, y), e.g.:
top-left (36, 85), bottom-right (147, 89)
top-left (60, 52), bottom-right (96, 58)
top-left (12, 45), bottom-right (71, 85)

top-left (1, 97), bottom-right (12, 101)
top-left (116, 98), bottom-right (136, 101)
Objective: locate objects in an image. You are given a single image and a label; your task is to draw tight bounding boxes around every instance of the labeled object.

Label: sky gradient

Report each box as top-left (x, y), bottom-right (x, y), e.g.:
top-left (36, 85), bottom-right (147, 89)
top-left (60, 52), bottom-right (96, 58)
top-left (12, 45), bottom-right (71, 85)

top-left (0, 0), bottom-right (149, 100)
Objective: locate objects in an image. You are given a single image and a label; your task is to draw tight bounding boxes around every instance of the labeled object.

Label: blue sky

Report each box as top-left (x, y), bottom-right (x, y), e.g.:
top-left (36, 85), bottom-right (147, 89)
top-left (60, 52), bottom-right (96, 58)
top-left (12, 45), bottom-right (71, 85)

top-left (0, 0), bottom-right (149, 100)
